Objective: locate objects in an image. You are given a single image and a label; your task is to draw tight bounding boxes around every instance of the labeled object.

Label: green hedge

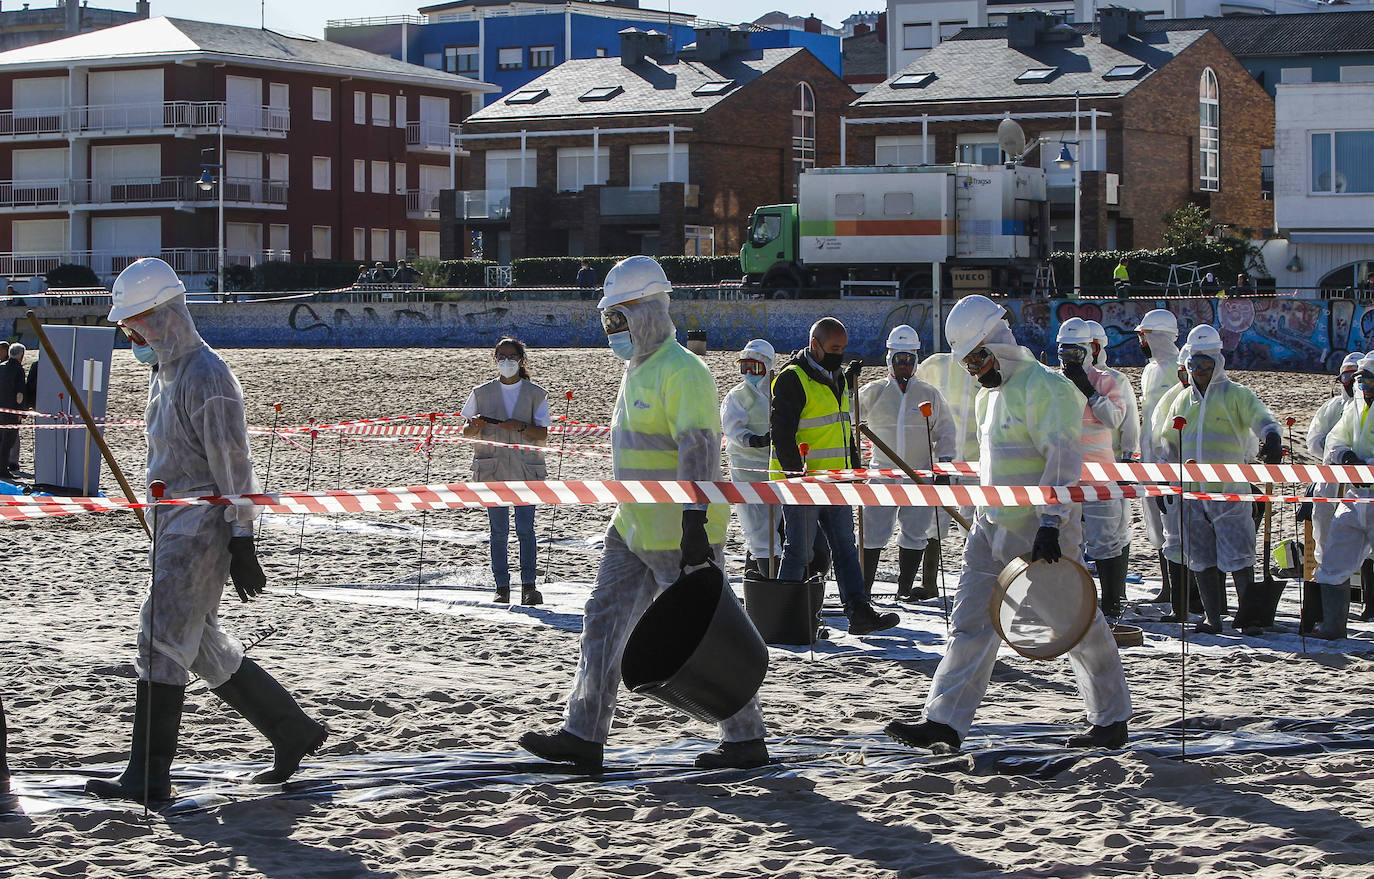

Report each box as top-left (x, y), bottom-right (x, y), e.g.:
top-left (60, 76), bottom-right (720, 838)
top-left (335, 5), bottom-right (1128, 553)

top-left (429, 259), bottom-right (498, 287)
top-left (46, 263), bottom-right (100, 288)
top-left (1048, 242), bottom-right (1252, 295)
top-left (248, 260), bottom-right (363, 292)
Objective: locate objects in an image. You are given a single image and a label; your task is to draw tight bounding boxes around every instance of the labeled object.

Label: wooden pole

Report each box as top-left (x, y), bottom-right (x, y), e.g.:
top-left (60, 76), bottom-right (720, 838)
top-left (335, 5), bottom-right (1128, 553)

top-left (856, 422), bottom-right (971, 532)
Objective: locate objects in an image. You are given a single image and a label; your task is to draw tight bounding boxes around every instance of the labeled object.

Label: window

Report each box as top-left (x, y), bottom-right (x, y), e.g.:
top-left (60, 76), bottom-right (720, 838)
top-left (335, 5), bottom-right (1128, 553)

top-left (371, 160), bottom-right (389, 194)
top-left (530, 46), bottom-right (555, 69)
top-left (445, 45), bottom-right (478, 75)
top-left (883, 192), bottom-right (914, 216)
top-left (395, 161), bottom-right (406, 195)
top-left (892, 72), bottom-right (935, 89)
top-left (395, 96), bottom-right (406, 128)
top-left (269, 152), bottom-right (288, 185)
top-left (792, 82), bottom-right (815, 197)
top-left (269, 223), bottom-right (289, 257)
top-left (691, 81), bottom-right (733, 96)
top-left (1261, 147), bottom-right (1274, 198)
top-left (1199, 68), bottom-right (1219, 192)
top-left (312, 156), bottom-right (331, 190)
top-left (419, 230), bottom-right (440, 258)
top-left (902, 22), bottom-right (932, 50)
top-left (581, 85), bottom-right (624, 101)
top-left (395, 229), bottom-right (407, 260)
top-left (1039, 129), bottom-right (1106, 185)
top-left (556, 147), bottom-right (609, 191)
top-left (684, 224), bottom-right (714, 257)
top-left (834, 193), bottom-right (865, 216)
top-left (875, 135), bottom-right (925, 165)
top-left (1341, 66), bottom-right (1374, 83)
top-left (371, 228), bottom-right (389, 261)
top-left (312, 225), bottom-right (331, 260)
top-left (628, 144), bottom-right (689, 188)
top-left (498, 47), bottom-right (522, 70)
top-left (353, 227), bottom-right (365, 260)
top-left (507, 89), bottom-right (548, 104)
top-left (423, 52), bottom-right (441, 69)
top-left (595, 47), bottom-right (607, 58)
top-left (1103, 63), bottom-right (1147, 80)
top-left (353, 159), bottom-right (366, 192)
top-left (312, 87), bottom-right (331, 121)
top-left (371, 93), bottom-right (390, 126)
top-left (750, 213), bottom-right (780, 246)
top-left (1016, 67), bottom-right (1058, 83)
top-left (1280, 67), bottom-right (1312, 84)
top-left (956, 139), bottom-right (1002, 165)
top-left (1310, 131), bottom-right (1374, 193)
top-left (485, 149), bottom-right (536, 207)
top-left (353, 91), bottom-right (366, 125)
top-left (938, 20), bottom-right (965, 41)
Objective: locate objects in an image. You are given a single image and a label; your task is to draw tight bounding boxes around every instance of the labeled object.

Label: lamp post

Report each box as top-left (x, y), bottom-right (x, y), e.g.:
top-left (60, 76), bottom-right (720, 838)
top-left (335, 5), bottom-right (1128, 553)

top-left (198, 113), bottom-right (225, 300)
top-left (1056, 89), bottom-right (1082, 296)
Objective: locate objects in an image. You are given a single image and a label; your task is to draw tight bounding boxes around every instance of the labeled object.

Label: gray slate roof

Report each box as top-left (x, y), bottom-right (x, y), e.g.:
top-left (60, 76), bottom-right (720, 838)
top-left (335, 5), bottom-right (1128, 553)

top-left (855, 29), bottom-right (1208, 106)
top-left (951, 11), bottom-right (1374, 58)
top-left (464, 47), bottom-right (803, 123)
top-left (0, 16), bottom-right (494, 90)
top-left (842, 28), bottom-right (887, 80)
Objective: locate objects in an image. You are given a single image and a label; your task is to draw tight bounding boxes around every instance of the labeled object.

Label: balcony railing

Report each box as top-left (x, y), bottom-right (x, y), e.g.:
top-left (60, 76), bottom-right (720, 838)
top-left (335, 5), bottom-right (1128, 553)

top-left (457, 189), bottom-right (511, 220)
top-left (0, 248), bottom-right (221, 277)
top-left (600, 184), bottom-right (700, 215)
top-left (406, 188), bottom-right (442, 218)
top-left (0, 178), bottom-right (71, 208)
top-left (406, 120), bottom-right (462, 151)
top-left (0, 176), bottom-right (288, 208)
top-left (0, 101), bottom-right (289, 139)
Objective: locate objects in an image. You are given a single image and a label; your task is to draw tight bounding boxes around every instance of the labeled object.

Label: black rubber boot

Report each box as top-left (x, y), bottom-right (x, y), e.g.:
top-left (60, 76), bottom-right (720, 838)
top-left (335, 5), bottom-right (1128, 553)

top-left (695, 738), bottom-right (769, 769)
top-left (1150, 550), bottom-right (1171, 603)
top-left (1, 695), bottom-right (9, 795)
top-left (884, 718), bottom-right (961, 752)
top-left (1300, 581), bottom-right (1324, 633)
top-left (85, 681), bottom-right (185, 803)
top-left (896, 546), bottom-right (922, 601)
top-left (1315, 582), bottom-right (1350, 641)
top-left (211, 658), bottom-right (328, 784)
top-left (919, 541), bottom-right (940, 600)
top-left (1229, 566), bottom-right (1254, 629)
top-left (1066, 719), bottom-right (1129, 749)
top-left (1194, 567), bottom-right (1226, 634)
top-left (493, 585), bottom-right (510, 604)
top-left (1361, 560), bottom-right (1374, 622)
top-left (518, 729), bottom-right (604, 770)
top-left (861, 547), bottom-right (882, 598)
top-left (1096, 552), bottom-right (1128, 620)
top-left (1161, 562), bottom-right (1191, 622)
top-left (520, 583), bottom-right (543, 606)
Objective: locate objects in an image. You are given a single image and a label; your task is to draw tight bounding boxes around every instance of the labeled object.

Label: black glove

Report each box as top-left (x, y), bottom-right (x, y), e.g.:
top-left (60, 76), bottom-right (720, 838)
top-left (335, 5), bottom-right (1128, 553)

top-left (1062, 363), bottom-right (1097, 399)
top-left (680, 509), bottom-right (712, 567)
top-left (935, 458), bottom-right (952, 485)
top-left (1340, 449), bottom-right (1362, 466)
top-left (1296, 501), bottom-right (1313, 523)
top-left (844, 359), bottom-right (864, 388)
top-left (747, 432), bottom-right (771, 448)
top-left (227, 536), bottom-right (266, 602)
top-left (1030, 525), bottom-right (1062, 564)
top-left (1260, 432), bottom-right (1283, 465)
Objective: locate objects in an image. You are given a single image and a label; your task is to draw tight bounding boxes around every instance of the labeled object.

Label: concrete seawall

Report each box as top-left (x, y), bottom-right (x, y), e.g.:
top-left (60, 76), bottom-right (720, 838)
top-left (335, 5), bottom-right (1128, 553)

top-left (3, 293), bottom-right (1361, 371)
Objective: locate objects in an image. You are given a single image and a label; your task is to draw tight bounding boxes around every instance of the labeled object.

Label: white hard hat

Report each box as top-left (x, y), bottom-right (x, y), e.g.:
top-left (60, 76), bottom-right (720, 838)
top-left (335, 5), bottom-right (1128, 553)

top-left (1056, 316), bottom-right (1093, 346)
top-left (1341, 351), bottom-right (1362, 373)
top-left (1135, 308), bottom-right (1178, 337)
top-left (1186, 324), bottom-right (1223, 352)
top-left (108, 257), bottom-right (186, 322)
top-left (945, 295), bottom-right (1007, 361)
top-left (1085, 320), bottom-right (1107, 346)
top-left (597, 255), bottom-right (671, 310)
top-left (737, 338), bottom-right (775, 370)
top-left (886, 324), bottom-right (921, 352)
top-left (1360, 351), bottom-right (1374, 374)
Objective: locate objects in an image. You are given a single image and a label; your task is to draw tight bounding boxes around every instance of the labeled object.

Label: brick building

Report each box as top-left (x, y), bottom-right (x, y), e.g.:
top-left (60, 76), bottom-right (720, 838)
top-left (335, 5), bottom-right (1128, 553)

top-left (848, 9), bottom-right (1273, 253)
top-left (0, 16), bottom-right (494, 288)
top-left (444, 27), bottom-right (854, 262)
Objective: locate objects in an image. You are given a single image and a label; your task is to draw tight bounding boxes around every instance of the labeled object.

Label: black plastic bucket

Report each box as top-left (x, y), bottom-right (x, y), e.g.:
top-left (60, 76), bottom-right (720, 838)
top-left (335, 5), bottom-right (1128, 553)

top-left (622, 564), bottom-right (768, 724)
top-left (743, 576), bottom-right (825, 646)
top-left (684, 328), bottom-right (708, 356)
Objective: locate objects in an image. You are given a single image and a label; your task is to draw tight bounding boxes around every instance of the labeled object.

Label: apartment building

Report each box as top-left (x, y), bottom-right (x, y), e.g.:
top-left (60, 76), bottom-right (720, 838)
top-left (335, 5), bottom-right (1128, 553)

top-left (0, 15), bottom-right (494, 288)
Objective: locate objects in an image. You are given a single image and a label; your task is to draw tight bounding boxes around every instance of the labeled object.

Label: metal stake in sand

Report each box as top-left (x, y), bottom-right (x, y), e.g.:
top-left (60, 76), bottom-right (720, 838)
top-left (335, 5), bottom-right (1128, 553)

top-left (919, 401), bottom-right (951, 629)
top-left (414, 413), bottom-right (437, 611)
top-left (1173, 415), bottom-right (1189, 760)
top-left (541, 390), bottom-right (575, 585)
top-left (799, 442), bottom-right (815, 662)
top-left (144, 480), bottom-right (166, 818)
top-left (293, 424), bottom-right (318, 595)
top-left (258, 402), bottom-right (282, 555)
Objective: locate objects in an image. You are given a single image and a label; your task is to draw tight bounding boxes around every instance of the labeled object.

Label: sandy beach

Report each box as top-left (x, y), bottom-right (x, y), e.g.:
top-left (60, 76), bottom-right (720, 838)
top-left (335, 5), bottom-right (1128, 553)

top-left (3, 344), bottom-right (1374, 878)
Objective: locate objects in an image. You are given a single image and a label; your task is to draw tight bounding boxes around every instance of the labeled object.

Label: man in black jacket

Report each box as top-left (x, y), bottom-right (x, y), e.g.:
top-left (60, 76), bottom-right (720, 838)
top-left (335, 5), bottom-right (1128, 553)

top-left (771, 317), bottom-right (898, 635)
top-left (0, 343), bottom-right (27, 481)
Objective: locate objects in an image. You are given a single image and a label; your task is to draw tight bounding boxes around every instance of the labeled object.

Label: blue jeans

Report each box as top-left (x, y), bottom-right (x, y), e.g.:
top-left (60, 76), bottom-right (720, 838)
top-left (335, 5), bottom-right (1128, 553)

top-left (488, 505), bottom-right (537, 588)
top-left (778, 504), bottom-right (866, 609)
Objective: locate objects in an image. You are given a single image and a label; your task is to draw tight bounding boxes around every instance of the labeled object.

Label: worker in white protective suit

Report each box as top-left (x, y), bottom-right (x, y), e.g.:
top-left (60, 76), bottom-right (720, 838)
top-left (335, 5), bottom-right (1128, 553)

top-left (519, 256), bottom-right (768, 771)
top-left (721, 339), bottom-right (778, 578)
top-left (1309, 352), bottom-right (1374, 639)
top-left (885, 296), bottom-right (1132, 752)
top-left (86, 258), bottom-right (326, 804)
top-left (1057, 318), bottom-right (1131, 620)
top-left (1134, 310), bottom-right (1183, 606)
top-left (1087, 320), bottom-right (1138, 610)
top-left (1155, 325), bottom-right (1282, 635)
top-left (858, 325), bottom-right (956, 601)
top-left (1303, 353), bottom-right (1362, 571)
top-left (914, 340), bottom-right (980, 558)
top-left (1155, 343), bottom-right (1200, 622)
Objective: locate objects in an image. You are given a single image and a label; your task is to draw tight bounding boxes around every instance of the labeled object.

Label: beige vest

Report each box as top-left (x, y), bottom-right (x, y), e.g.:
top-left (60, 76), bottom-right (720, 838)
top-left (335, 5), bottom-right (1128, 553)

top-left (471, 378), bottom-right (549, 482)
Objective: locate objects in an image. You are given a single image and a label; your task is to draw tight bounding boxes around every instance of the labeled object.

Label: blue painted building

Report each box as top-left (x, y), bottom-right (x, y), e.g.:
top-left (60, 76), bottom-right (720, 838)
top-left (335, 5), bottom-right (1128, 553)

top-left (325, 0), bottom-right (842, 104)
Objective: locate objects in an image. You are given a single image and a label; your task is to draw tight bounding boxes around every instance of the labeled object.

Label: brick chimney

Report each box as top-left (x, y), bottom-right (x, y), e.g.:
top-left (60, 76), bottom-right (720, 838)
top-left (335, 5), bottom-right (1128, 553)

top-left (804, 15), bottom-right (822, 34)
top-left (693, 26), bottom-right (728, 62)
top-left (853, 22), bottom-right (870, 36)
top-left (620, 27), bottom-right (646, 66)
top-left (1099, 6), bottom-right (1142, 44)
top-left (876, 12), bottom-right (886, 43)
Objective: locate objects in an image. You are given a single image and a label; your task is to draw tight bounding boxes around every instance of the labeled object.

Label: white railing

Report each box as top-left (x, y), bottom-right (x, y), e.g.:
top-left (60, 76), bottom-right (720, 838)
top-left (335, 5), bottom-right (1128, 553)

top-left (0, 248), bottom-right (221, 277)
top-left (406, 189), bottom-right (442, 217)
top-left (326, 14), bottom-right (424, 27)
top-left (406, 120), bottom-right (461, 150)
top-left (225, 249), bottom-right (291, 268)
top-left (457, 189), bottom-right (510, 220)
top-left (66, 176), bottom-right (289, 206)
top-left (0, 101), bottom-right (289, 138)
top-left (0, 178), bottom-right (72, 208)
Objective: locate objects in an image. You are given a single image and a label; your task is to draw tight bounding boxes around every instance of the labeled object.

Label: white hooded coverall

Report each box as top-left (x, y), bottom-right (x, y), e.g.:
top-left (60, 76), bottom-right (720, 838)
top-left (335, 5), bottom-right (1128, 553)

top-left (721, 377), bottom-right (774, 558)
top-left (1138, 331), bottom-right (1181, 551)
top-left (915, 351), bottom-right (980, 535)
top-left (1313, 392), bottom-right (1374, 585)
top-left (130, 296), bottom-right (257, 688)
top-left (920, 325), bottom-right (1131, 738)
top-left (562, 294), bottom-right (766, 746)
top-left (1308, 357), bottom-right (1359, 564)
top-left (858, 373), bottom-right (955, 550)
top-left (1069, 345), bottom-right (1131, 560)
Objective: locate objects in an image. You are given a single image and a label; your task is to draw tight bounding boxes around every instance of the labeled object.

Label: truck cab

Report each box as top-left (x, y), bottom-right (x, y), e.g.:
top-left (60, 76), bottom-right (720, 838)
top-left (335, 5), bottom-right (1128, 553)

top-left (740, 204), bottom-right (800, 296)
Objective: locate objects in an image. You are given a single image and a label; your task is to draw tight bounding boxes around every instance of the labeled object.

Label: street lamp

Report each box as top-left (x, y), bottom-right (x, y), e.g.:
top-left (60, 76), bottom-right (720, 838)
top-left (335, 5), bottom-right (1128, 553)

top-left (1055, 90), bottom-right (1083, 297)
top-left (198, 112), bottom-right (225, 300)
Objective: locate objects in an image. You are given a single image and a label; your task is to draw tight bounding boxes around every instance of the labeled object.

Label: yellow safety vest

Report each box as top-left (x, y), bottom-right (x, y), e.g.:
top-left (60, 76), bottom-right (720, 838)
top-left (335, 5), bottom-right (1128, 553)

top-left (769, 363), bottom-right (853, 478)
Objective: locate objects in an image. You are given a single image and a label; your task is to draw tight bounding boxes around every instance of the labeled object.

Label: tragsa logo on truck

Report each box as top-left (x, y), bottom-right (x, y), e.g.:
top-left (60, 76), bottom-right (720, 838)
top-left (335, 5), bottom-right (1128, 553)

top-left (815, 238), bottom-right (841, 250)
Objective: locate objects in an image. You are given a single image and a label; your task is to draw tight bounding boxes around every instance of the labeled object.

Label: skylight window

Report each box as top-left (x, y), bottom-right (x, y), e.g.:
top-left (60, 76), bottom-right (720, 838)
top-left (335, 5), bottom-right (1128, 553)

top-left (1015, 67), bottom-right (1059, 83)
top-left (1103, 63), bottom-right (1148, 80)
top-left (506, 89), bottom-right (549, 104)
top-left (579, 85), bottom-right (624, 101)
top-left (892, 71), bottom-right (936, 89)
top-left (692, 80), bottom-right (735, 96)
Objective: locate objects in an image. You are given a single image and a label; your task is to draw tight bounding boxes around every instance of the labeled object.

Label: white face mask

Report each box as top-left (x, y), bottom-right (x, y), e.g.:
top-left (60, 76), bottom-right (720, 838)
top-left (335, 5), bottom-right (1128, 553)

top-left (497, 359), bottom-right (521, 379)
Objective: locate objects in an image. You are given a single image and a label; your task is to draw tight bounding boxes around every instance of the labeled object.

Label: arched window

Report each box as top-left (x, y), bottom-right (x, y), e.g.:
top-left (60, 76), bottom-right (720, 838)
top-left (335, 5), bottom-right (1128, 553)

top-left (792, 82), bottom-right (816, 198)
top-left (1199, 68), bottom-right (1219, 192)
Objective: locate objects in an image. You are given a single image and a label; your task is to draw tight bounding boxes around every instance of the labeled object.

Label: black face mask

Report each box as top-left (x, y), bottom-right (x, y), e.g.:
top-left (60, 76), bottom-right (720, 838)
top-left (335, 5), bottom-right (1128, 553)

top-left (977, 369), bottom-right (1003, 388)
top-left (818, 351), bottom-right (845, 372)
top-left (1140, 343), bottom-right (1152, 358)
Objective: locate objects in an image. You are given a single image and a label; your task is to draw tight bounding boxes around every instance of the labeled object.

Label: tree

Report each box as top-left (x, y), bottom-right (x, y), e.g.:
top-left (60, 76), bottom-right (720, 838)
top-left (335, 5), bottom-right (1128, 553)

top-left (1160, 203), bottom-right (1212, 248)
